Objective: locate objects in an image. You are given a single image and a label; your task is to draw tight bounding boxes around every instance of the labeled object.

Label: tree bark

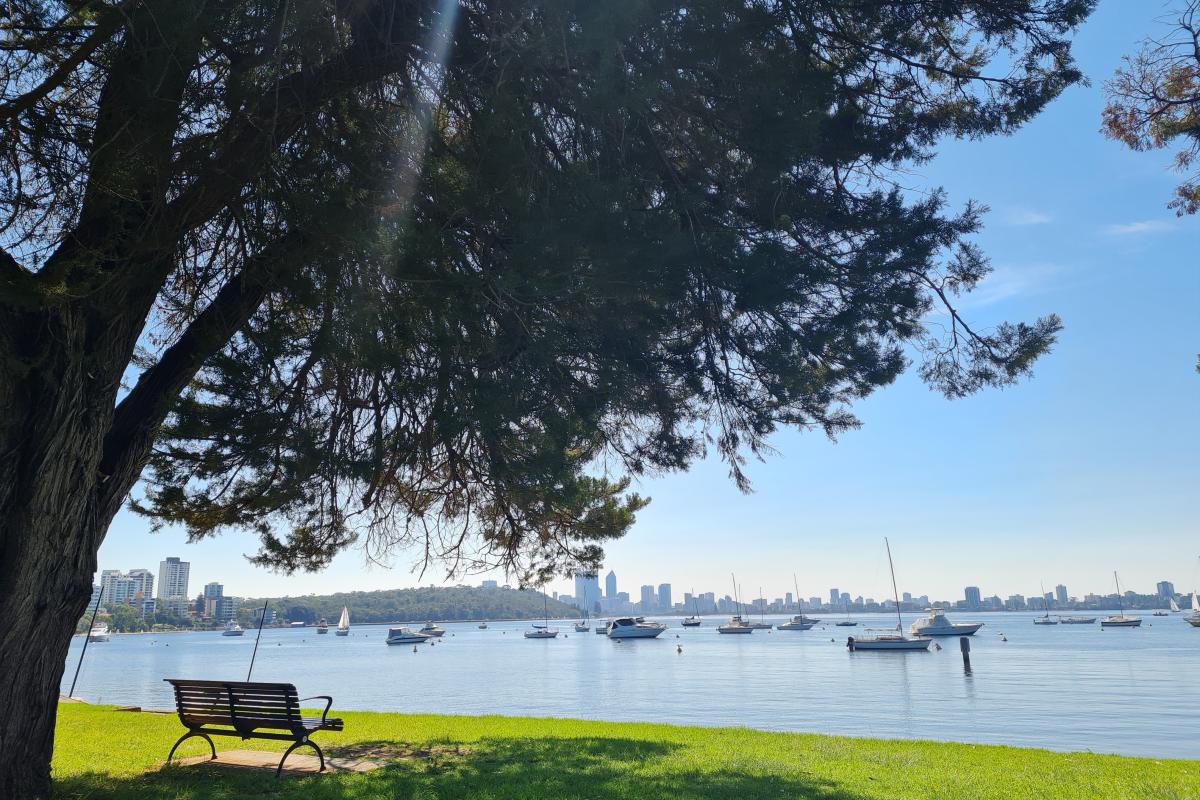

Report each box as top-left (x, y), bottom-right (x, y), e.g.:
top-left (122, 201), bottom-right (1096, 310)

top-left (0, 306), bottom-right (126, 799)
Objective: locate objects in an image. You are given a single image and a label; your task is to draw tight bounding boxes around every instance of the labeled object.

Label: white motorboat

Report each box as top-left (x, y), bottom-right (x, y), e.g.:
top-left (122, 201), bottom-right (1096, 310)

top-left (87, 624), bottom-right (110, 642)
top-left (222, 620), bottom-right (245, 636)
top-left (1059, 616), bottom-right (1096, 624)
top-left (316, 617), bottom-right (329, 634)
top-left (909, 608), bottom-right (984, 636)
top-left (607, 616), bottom-right (667, 639)
top-left (849, 539), bottom-right (932, 652)
top-left (1186, 614), bottom-right (1200, 628)
top-left (478, 620), bottom-right (488, 629)
top-left (717, 614), bottom-right (754, 634)
top-left (777, 615), bottom-right (816, 631)
top-left (386, 627), bottom-right (432, 645)
top-left (1101, 571), bottom-right (1142, 627)
top-left (419, 622), bottom-right (446, 637)
top-left (335, 606), bottom-right (350, 636)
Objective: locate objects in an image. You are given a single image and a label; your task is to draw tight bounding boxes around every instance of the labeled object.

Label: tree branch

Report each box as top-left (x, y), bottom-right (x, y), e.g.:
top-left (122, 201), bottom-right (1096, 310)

top-left (95, 228), bottom-right (307, 520)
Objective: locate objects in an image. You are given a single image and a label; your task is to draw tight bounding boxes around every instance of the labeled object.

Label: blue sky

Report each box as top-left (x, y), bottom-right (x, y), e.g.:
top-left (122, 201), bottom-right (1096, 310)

top-left (97, 3), bottom-right (1199, 606)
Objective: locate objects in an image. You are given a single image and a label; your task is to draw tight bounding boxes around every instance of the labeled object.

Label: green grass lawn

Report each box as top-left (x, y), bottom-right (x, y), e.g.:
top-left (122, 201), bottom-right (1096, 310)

top-left (53, 703), bottom-right (1197, 800)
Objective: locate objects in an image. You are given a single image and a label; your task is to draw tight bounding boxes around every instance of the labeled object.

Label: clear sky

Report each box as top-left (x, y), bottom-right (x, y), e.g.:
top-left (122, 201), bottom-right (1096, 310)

top-left (96, 2), bottom-right (1199, 606)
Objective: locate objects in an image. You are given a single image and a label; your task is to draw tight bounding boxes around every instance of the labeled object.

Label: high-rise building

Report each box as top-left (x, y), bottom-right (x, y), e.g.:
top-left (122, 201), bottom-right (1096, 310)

top-left (1157, 580), bottom-right (1176, 598)
top-left (640, 585), bottom-right (656, 610)
top-left (157, 556), bottom-right (191, 615)
top-left (214, 596), bottom-right (236, 622)
top-left (203, 582), bottom-right (224, 618)
top-left (785, 592), bottom-right (793, 608)
top-left (829, 588), bottom-right (839, 606)
top-left (573, 572), bottom-right (601, 611)
top-left (100, 568), bottom-right (154, 606)
top-left (605, 570), bottom-right (618, 599)
top-left (902, 592), bottom-right (913, 603)
top-left (657, 583), bottom-right (672, 610)
top-left (964, 586), bottom-right (982, 609)
top-left (481, 579), bottom-right (498, 589)
top-left (1055, 584), bottom-right (1068, 604)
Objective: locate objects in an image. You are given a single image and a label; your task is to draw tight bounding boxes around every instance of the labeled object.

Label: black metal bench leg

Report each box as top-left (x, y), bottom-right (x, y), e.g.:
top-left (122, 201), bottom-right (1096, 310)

top-left (275, 738), bottom-right (325, 777)
top-left (166, 731), bottom-right (216, 764)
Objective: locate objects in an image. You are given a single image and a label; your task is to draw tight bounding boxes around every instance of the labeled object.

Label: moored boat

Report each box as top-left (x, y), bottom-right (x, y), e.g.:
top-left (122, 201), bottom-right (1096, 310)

top-left (419, 621), bottom-right (446, 637)
top-left (386, 627), bottom-right (432, 645)
top-left (849, 539), bottom-right (932, 652)
top-left (87, 624), bottom-right (110, 642)
top-left (316, 617), bottom-right (329, 633)
top-left (525, 591), bottom-right (558, 638)
top-left (607, 616), bottom-right (667, 639)
top-left (717, 615), bottom-right (754, 634)
top-left (1059, 616), bottom-right (1096, 624)
top-left (777, 615), bottom-right (816, 631)
top-left (1100, 572), bottom-right (1142, 628)
top-left (478, 620), bottom-right (488, 629)
top-left (909, 607), bottom-right (984, 636)
top-left (335, 606), bottom-right (350, 636)
top-left (221, 619), bottom-right (245, 636)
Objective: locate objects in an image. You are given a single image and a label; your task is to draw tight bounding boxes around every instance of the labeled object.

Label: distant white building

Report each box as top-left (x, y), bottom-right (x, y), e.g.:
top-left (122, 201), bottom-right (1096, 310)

top-left (100, 568), bottom-right (155, 607)
top-left (158, 557), bottom-right (191, 615)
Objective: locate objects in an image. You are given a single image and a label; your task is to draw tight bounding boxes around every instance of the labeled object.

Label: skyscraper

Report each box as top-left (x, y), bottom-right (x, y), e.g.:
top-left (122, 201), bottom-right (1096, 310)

top-left (605, 570), bottom-right (617, 599)
top-left (1055, 584), bottom-right (1068, 604)
top-left (829, 588), bottom-right (839, 606)
top-left (964, 586), bottom-right (982, 609)
top-left (158, 556), bottom-right (190, 615)
top-left (1157, 580), bottom-right (1175, 598)
top-left (658, 583), bottom-right (672, 610)
top-left (640, 585), bottom-right (656, 610)
top-left (573, 572), bottom-right (601, 611)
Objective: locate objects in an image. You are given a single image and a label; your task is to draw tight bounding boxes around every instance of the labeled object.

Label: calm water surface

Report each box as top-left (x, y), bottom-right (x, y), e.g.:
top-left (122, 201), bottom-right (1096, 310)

top-left (63, 612), bottom-right (1199, 758)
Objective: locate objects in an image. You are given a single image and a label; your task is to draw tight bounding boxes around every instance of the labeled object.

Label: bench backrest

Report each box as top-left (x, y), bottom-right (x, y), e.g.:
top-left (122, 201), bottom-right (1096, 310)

top-left (165, 679), bottom-right (302, 733)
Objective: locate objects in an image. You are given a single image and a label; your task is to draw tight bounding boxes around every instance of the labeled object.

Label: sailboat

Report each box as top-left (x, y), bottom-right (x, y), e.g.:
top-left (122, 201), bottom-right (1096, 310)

top-left (1169, 596), bottom-right (1181, 613)
top-left (1100, 572), bottom-right (1142, 627)
top-left (525, 590), bottom-right (558, 638)
top-left (847, 539), bottom-right (932, 651)
top-left (747, 586), bottom-right (773, 629)
top-left (682, 588), bottom-right (702, 626)
top-left (718, 574), bottom-right (754, 634)
top-left (1186, 590), bottom-right (1200, 627)
top-left (836, 599), bottom-right (857, 627)
top-left (779, 574), bottom-right (819, 630)
top-left (574, 607), bottom-right (590, 633)
top-left (335, 606), bottom-right (350, 636)
top-left (1034, 582), bottom-right (1058, 625)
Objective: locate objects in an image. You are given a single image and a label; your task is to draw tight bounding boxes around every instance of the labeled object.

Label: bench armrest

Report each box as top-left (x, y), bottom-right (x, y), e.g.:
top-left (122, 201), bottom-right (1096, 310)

top-left (300, 695), bottom-right (334, 723)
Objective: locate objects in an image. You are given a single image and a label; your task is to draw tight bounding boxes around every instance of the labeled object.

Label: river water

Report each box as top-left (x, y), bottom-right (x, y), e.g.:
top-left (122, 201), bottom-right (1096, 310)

top-left (62, 611), bottom-right (1199, 758)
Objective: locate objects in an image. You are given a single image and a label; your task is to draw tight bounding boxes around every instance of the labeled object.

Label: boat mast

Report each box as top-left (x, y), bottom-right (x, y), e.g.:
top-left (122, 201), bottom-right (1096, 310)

top-left (793, 574), bottom-right (801, 616)
top-left (730, 573), bottom-right (739, 617)
top-left (1041, 581), bottom-right (1051, 618)
top-left (1113, 571), bottom-right (1124, 616)
top-left (759, 586), bottom-right (765, 624)
top-left (691, 587), bottom-right (699, 618)
top-left (884, 537), bottom-right (903, 631)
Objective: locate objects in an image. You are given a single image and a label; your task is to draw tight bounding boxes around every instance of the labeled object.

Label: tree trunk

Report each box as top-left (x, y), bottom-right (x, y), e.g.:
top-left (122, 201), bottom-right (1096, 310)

top-left (0, 308), bottom-right (129, 800)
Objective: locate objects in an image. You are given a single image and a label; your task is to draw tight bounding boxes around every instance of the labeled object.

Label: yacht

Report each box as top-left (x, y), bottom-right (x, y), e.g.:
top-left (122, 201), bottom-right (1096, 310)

top-left (909, 608), bottom-right (984, 636)
top-left (335, 607), bottom-right (350, 636)
top-left (1100, 572), bottom-right (1142, 628)
top-left (777, 615), bottom-right (816, 631)
top-left (717, 614), bottom-right (754, 634)
top-left (419, 621), bottom-right (446, 637)
top-left (86, 624), bottom-right (110, 642)
top-left (478, 620), bottom-right (488, 629)
top-left (849, 539), bottom-right (932, 652)
top-left (221, 619), bottom-right (245, 636)
top-left (316, 617), bottom-right (329, 634)
top-left (682, 589), bottom-right (702, 625)
top-left (525, 591), bottom-right (558, 638)
top-left (607, 617), bottom-right (667, 639)
top-left (1059, 616), bottom-right (1096, 624)
top-left (386, 627), bottom-right (432, 645)
top-left (747, 587), bottom-right (772, 628)
top-left (1034, 582), bottom-right (1058, 624)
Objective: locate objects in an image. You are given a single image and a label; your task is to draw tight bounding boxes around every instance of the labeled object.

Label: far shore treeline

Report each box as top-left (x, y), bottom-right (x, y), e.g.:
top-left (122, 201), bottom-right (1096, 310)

top-left (241, 585), bottom-right (581, 626)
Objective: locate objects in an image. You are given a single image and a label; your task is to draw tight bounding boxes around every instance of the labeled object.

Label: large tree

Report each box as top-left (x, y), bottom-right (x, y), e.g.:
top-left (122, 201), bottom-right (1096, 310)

top-left (1, 1), bottom-right (1090, 796)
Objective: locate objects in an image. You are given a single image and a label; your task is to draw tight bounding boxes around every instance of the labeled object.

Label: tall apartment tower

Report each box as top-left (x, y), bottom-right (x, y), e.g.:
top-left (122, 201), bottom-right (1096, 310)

top-left (158, 556), bottom-right (191, 615)
top-left (605, 570), bottom-right (618, 599)
top-left (657, 583), bottom-right (672, 610)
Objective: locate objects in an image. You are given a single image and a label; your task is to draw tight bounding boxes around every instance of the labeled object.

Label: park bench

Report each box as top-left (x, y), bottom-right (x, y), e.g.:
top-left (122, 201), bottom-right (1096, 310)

top-left (163, 678), bottom-right (344, 776)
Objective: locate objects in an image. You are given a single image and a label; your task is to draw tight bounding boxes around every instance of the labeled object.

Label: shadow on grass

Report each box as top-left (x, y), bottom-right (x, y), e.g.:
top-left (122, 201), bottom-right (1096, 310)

top-left (55, 734), bottom-right (870, 800)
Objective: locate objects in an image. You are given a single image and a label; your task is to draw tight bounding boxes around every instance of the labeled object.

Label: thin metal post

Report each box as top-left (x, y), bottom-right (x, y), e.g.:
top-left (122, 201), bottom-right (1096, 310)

top-left (68, 587), bottom-right (104, 698)
top-left (247, 598), bottom-right (270, 681)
